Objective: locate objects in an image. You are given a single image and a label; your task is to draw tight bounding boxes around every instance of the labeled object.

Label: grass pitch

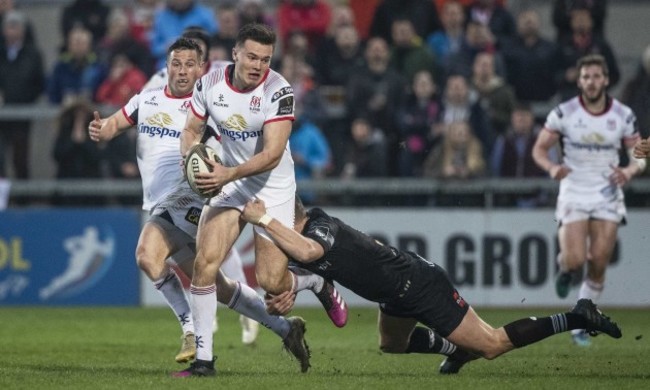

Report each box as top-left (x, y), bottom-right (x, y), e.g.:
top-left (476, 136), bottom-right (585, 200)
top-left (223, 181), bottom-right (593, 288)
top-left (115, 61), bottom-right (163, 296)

top-left (0, 306), bottom-right (648, 389)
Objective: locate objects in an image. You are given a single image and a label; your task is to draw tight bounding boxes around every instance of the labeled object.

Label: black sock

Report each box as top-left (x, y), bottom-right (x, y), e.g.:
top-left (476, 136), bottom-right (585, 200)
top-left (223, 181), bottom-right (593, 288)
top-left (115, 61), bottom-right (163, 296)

top-left (503, 313), bottom-right (588, 348)
top-left (405, 326), bottom-right (457, 355)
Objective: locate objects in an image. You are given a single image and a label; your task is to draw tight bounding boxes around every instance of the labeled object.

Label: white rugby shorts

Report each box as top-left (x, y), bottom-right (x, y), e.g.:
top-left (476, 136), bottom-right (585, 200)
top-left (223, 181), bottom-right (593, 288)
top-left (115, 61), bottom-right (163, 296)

top-left (555, 198), bottom-right (627, 226)
top-left (208, 189), bottom-right (295, 242)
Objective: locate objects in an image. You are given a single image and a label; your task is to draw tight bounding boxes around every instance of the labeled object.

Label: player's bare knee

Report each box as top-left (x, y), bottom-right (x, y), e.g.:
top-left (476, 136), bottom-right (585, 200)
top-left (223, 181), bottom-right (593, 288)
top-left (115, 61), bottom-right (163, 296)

top-left (135, 246), bottom-right (158, 275)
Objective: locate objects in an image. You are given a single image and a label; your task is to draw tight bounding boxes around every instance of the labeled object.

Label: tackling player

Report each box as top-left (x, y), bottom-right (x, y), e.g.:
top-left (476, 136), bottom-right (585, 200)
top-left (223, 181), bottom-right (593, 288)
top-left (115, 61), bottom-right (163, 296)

top-left (241, 196), bottom-right (623, 375)
top-left (87, 37), bottom-right (311, 375)
top-left (532, 54), bottom-right (646, 346)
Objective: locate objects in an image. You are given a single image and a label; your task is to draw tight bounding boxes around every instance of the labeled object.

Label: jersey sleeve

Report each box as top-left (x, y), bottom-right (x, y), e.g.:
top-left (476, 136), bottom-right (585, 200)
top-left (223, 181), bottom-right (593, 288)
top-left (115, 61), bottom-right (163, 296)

top-left (121, 92), bottom-right (141, 126)
top-left (265, 82), bottom-right (295, 124)
top-left (622, 108), bottom-right (638, 139)
top-left (303, 210), bottom-right (339, 253)
top-left (190, 76), bottom-right (208, 120)
top-left (544, 105), bottom-right (564, 135)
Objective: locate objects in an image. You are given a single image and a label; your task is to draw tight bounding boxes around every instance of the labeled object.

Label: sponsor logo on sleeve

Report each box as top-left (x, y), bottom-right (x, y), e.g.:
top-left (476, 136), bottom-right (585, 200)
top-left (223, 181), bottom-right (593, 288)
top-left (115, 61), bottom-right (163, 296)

top-left (276, 96), bottom-right (294, 116)
top-left (271, 86), bottom-right (294, 103)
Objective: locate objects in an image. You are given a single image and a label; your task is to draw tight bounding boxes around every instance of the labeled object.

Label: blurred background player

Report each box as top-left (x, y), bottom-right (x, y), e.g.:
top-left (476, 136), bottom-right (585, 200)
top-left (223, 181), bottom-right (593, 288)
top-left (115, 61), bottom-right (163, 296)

top-left (532, 54), bottom-right (645, 346)
top-left (87, 38), bottom-right (310, 373)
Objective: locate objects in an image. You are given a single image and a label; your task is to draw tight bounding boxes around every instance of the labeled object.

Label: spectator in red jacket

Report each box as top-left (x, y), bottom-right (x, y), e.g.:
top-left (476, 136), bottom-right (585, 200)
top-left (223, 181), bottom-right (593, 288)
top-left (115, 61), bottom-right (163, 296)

top-left (95, 52), bottom-right (147, 107)
top-left (277, 0), bottom-right (331, 53)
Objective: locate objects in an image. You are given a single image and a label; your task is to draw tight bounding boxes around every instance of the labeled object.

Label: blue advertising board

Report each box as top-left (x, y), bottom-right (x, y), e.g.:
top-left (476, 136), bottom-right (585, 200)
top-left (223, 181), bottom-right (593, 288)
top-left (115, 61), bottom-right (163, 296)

top-left (0, 209), bottom-right (140, 305)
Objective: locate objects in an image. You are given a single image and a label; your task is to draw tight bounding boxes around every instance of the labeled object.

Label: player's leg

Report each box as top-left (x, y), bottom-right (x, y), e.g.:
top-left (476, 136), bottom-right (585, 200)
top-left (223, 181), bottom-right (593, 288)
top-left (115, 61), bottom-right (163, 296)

top-left (585, 219), bottom-right (618, 292)
top-left (176, 207), bottom-right (244, 377)
top-left (137, 220), bottom-right (196, 362)
top-left (419, 259), bottom-right (621, 374)
top-left (253, 197), bottom-right (348, 327)
top-left (214, 270), bottom-right (311, 372)
top-left (377, 311), bottom-right (418, 353)
top-left (556, 220), bottom-right (589, 298)
top-left (220, 248), bottom-right (259, 345)
top-left (445, 300), bottom-right (621, 367)
top-left (570, 220), bottom-right (618, 344)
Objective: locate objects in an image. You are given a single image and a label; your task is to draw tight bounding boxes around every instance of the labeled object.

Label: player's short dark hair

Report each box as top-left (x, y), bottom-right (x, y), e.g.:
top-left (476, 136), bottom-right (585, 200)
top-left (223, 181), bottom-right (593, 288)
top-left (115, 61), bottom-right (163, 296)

top-left (236, 23), bottom-right (276, 47)
top-left (167, 37), bottom-right (203, 60)
top-left (182, 26), bottom-right (210, 62)
top-left (577, 54), bottom-right (609, 76)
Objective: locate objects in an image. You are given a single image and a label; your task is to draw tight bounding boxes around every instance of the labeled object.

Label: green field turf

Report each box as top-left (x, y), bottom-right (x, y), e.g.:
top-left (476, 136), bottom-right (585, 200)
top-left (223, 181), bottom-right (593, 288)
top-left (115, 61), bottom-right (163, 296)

top-left (0, 306), bottom-right (648, 389)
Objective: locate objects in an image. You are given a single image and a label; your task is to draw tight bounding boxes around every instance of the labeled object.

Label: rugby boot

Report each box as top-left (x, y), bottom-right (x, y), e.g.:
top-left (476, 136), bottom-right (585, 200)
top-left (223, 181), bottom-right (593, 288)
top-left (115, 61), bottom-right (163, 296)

top-left (175, 332), bottom-right (196, 363)
top-left (571, 298), bottom-right (622, 339)
top-left (282, 316), bottom-right (311, 373)
top-left (314, 280), bottom-right (348, 327)
top-left (172, 357), bottom-right (216, 377)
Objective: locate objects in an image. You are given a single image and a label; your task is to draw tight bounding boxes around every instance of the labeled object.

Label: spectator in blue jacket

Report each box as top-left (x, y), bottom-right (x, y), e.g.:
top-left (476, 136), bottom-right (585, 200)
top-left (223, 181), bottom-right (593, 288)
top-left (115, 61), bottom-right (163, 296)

top-left (48, 26), bottom-right (105, 104)
top-left (150, 0), bottom-right (218, 68)
top-left (290, 116), bottom-right (331, 205)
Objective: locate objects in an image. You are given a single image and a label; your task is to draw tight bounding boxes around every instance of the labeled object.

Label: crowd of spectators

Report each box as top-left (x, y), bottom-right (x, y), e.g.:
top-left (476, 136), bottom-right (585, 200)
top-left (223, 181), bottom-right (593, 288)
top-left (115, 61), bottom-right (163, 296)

top-left (0, 0), bottom-right (648, 207)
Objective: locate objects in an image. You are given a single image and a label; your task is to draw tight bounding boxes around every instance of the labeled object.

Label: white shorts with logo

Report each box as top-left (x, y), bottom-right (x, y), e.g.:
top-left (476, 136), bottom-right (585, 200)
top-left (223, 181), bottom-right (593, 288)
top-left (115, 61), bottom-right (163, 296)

top-left (148, 188), bottom-right (206, 264)
top-left (208, 188), bottom-right (295, 242)
top-left (555, 198), bottom-right (627, 226)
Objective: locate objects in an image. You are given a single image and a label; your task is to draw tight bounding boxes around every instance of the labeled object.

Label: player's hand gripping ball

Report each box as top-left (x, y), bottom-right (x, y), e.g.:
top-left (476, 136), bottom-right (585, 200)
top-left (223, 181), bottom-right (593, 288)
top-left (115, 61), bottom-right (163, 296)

top-left (184, 143), bottom-right (222, 198)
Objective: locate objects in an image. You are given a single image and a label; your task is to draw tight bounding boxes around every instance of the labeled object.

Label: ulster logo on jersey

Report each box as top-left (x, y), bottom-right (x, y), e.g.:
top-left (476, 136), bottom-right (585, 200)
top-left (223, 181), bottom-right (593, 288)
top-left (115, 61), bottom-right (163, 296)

top-left (250, 96), bottom-right (261, 113)
top-left (606, 119), bottom-right (616, 131)
top-left (179, 101), bottom-right (191, 113)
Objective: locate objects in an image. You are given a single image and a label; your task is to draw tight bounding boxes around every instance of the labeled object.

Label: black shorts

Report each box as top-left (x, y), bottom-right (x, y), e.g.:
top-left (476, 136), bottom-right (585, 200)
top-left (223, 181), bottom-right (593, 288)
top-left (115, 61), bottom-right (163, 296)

top-left (379, 253), bottom-right (470, 337)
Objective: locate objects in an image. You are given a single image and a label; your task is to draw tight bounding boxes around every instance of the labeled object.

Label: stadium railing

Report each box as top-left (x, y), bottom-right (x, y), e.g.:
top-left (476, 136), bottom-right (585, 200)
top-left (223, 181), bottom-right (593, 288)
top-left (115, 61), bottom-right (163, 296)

top-left (8, 177), bottom-right (650, 208)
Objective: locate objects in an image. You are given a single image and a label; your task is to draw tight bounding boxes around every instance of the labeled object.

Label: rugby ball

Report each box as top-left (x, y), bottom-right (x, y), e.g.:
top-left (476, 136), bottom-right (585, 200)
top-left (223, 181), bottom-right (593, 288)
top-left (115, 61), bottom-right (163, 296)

top-left (184, 143), bottom-right (222, 198)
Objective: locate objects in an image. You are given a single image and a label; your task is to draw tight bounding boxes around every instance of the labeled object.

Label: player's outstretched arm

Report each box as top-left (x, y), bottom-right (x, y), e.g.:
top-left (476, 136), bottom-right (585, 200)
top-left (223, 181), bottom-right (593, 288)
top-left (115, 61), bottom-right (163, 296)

top-left (88, 110), bottom-right (131, 142)
top-left (241, 199), bottom-right (324, 263)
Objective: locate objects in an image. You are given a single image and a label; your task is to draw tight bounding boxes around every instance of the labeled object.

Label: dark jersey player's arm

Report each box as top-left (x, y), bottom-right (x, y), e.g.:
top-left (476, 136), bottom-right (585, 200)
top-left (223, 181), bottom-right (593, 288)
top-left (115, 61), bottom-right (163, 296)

top-left (258, 217), bottom-right (324, 263)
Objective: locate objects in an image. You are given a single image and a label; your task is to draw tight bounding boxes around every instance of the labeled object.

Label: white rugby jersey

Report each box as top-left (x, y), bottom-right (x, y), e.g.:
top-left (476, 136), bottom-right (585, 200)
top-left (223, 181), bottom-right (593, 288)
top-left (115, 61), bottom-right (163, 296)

top-left (544, 96), bottom-right (639, 203)
top-left (122, 85), bottom-right (220, 210)
top-left (190, 64), bottom-right (296, 206)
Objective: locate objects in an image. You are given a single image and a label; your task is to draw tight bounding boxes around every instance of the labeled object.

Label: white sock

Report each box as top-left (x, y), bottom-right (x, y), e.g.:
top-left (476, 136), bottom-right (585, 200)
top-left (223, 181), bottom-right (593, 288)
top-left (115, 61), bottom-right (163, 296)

top-left (220, 249), bottom-right (247, 284)
top-left (190, 284), bottom-right (217, 361)
top-left (154, 272), bottom-right (193, 335)
top-left (229, 282), bottom-right (291, 339)
top-left (572, 278), bottom-right (604, 336)
top-left (289, 266), bottom-right (325, 293)
top-left (578, 278), bottom-right (603, 302)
